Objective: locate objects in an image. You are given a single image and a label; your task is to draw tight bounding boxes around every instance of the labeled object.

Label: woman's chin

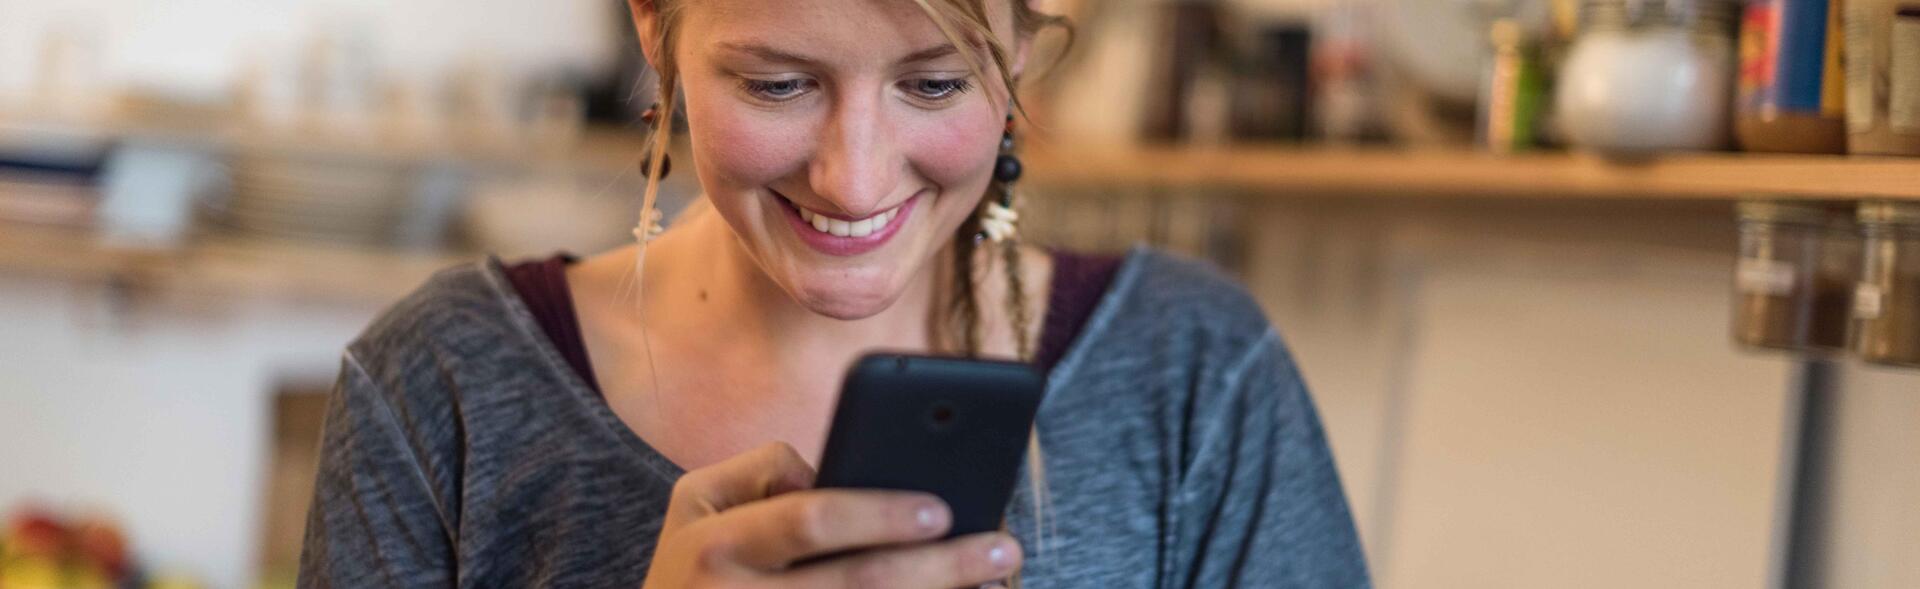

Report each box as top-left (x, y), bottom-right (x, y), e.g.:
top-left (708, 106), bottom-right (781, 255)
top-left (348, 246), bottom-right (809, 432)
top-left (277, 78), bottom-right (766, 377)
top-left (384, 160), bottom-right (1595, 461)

top-left (791, 279), bottom-right (906, 321)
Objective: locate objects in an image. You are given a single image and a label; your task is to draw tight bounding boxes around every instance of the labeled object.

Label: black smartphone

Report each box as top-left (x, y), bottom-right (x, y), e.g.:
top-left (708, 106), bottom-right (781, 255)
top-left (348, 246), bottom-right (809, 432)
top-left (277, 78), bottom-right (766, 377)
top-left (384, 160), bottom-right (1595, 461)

top-left (813, 353), bottom-right (1045, 539)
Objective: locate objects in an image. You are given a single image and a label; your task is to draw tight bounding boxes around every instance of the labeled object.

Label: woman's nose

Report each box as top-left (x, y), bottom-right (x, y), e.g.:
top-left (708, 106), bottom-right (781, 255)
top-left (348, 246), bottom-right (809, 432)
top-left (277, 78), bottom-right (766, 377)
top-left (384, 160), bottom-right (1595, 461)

top-left (808, 96), bottom-right (903, 219)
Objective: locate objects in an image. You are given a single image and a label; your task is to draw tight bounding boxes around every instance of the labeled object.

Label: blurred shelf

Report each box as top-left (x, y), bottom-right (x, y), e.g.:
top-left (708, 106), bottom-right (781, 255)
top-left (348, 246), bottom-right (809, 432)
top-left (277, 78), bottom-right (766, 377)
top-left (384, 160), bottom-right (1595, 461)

top-left (183, 237), bottom-right (470, 305)
top-left (0, 110), bottom-right (633, 307)
top-left (0, 224), bottom-right (164, 281)
top-left (0, 224), bottom-right (468, 306)
top-left (18, 109), bottom-right (1915, 201)
top-left (0, 110), bottom-right (651, 174)
top-left (1024, 145), bottom-right (1920, 201)
top-left (10, 110), bottom-right (1916, 308)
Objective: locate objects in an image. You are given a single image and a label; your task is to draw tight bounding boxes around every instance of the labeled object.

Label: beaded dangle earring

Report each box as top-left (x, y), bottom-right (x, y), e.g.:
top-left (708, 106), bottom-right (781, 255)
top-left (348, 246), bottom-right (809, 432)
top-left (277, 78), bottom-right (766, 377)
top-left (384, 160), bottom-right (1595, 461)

top-left (978, 112), bottom-right (1022, 243)
top-left (633, 103), bottom-right (672, 243)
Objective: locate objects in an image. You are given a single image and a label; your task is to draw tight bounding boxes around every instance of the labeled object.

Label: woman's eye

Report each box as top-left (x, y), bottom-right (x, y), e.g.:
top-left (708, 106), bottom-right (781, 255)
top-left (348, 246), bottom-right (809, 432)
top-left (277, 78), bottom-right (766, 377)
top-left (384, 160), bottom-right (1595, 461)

top-left (739, 78), bottom-right (815, 102)
top-left (903, 78), bottom-right (975, 101)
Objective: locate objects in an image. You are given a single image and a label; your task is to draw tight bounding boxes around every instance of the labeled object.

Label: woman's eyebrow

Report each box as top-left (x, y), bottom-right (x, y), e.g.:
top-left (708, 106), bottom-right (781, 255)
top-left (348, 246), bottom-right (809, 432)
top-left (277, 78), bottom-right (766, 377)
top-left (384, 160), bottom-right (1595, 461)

top-left (713, 42), bottom-right (970, 67)
top-left (897, 44), bottom-right (960, 65)
top-left (717, 42), bottom-right (822, 66)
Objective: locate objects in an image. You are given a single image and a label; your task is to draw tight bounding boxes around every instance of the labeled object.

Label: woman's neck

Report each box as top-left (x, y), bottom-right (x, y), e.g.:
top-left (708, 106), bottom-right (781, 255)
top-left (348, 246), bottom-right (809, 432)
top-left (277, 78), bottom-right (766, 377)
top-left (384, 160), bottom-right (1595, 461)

top-left (641, 206), bottom-right (942, 375)
top-left (566, 200), bottom-right (1050, 467)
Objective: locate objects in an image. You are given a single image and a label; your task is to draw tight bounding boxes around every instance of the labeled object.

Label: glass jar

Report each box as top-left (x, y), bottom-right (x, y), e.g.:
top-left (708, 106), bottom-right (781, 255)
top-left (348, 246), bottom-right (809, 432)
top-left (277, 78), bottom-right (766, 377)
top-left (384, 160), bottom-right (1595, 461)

top-left (1733, 200), bottom-right (1861, 352)
top-left (1843, 0), bottom-right (1920, 156)
top-left (1853, 202), bottom-right (1920, 366)
top-left (1558, 0), bottom-right (1739, 153)
top-left (1734, 0), bottom-right (1848, 154)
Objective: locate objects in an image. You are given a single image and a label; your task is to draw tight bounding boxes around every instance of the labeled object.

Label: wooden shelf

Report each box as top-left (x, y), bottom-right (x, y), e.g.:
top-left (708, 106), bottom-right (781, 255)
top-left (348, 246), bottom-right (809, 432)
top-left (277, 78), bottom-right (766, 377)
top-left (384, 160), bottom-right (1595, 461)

top-left (0, 111), bottom-right (651, 174)
top-left (1024, 145), bottom-right (1920, 201)
top-left (0, 224), bottom-right (467, 307)
top-left (14, 110), bottom-right (1916, 201)
top-left (0, 111), bottom-right (627, 306)
top-left (8, 111), bottom-right (1918, 306)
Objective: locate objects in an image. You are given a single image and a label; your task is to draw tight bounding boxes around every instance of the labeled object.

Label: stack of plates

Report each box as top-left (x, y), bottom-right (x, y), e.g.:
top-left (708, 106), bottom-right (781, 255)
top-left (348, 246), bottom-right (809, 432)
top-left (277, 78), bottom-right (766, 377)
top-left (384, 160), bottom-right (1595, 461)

top-left (205, 154), bottom-right (412, 247)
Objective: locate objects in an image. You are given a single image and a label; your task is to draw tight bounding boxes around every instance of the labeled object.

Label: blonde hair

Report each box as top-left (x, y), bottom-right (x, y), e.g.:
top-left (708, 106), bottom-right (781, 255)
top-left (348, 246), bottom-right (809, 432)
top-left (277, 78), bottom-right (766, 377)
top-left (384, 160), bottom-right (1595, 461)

top-left (634, 1), bottom-right (1069, 584)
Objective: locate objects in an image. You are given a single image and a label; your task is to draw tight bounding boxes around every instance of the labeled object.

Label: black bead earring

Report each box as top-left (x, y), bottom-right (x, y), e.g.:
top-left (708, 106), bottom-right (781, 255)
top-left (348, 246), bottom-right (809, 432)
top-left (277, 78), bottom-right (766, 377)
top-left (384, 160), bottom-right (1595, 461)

top-left (994, 114), bottom-right (1022, 188)
top-left (640, 103), bottom-right (672, 179)
top-left (978, 113), bottom-right (1022, 243)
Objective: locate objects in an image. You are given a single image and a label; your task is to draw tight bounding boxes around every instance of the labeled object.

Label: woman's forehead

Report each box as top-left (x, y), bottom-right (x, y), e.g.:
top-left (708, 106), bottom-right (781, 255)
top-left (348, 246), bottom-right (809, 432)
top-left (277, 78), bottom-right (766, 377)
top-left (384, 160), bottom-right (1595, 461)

top-left (679, 0), bottom-right (1014, 63)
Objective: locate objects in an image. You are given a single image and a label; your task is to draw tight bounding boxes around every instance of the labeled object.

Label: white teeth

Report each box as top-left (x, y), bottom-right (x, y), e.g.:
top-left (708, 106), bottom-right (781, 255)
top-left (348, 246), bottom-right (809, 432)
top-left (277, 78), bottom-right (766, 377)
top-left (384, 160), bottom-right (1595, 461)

top-left (794, 201), bottom-right (903, 237)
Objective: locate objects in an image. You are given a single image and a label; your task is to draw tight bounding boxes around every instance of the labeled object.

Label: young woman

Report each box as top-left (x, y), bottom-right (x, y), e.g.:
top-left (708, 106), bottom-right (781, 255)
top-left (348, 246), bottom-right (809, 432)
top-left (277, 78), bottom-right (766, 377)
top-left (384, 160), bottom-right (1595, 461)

top-left (299, 0), bottom-right (1368, 587)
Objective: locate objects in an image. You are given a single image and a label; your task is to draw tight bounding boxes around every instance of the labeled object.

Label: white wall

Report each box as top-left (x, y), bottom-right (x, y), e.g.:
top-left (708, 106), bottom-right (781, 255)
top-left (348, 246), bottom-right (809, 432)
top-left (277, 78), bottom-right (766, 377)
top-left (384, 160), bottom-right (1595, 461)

top-left (1240, 201), bottom-right (1805, 587)
top-left (1817, 363), bottom-right (1920, 588)
top-left (0, 275), bottom-right (377, 588)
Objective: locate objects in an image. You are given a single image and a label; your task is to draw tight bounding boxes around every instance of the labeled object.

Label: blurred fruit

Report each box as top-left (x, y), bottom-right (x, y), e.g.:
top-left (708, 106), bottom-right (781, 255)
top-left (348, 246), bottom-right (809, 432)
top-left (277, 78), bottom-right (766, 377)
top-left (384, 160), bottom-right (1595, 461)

top-left (5, 508), bottom-right (69, 559)
top-left (2, 505), bottom-right (141, 588)
top-left (147, 571), bottom-right (209, 589)
top-left (0, 558), bottom-right (65, 589)
top-left (71, 515), bottom-right (130, 578)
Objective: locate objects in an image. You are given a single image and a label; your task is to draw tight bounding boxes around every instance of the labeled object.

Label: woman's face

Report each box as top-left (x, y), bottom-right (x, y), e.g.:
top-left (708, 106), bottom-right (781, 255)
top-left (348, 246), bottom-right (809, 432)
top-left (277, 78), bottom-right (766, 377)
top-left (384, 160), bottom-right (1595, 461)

top-left (648, 0), bottom-right (1023, 320)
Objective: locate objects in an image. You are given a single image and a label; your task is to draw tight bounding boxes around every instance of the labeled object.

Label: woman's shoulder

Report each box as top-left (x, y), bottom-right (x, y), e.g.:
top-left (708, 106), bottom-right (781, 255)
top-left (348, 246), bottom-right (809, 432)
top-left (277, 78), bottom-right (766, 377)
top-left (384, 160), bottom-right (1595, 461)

top-left (1100, 246), bottom-right (1276, 348)
top-left (352, 259), bottom-right (516, 355)
top-left (1047, 245), bottom-right (1291, 400)
top-left (344, 257), bottom-right (543, 396)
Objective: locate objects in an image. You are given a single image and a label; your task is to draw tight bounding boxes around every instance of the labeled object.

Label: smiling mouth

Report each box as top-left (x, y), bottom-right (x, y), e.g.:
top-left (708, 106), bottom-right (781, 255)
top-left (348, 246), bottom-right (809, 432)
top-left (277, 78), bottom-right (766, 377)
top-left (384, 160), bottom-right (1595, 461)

top-left (780, 194), bottom-right (908, 238)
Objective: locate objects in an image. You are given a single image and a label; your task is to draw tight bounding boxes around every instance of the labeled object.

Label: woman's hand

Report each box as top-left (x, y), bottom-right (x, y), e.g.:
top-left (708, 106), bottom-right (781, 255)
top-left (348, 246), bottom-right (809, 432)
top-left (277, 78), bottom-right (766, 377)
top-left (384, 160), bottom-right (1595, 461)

top-left (641, 442), bottom-right (1022, 588)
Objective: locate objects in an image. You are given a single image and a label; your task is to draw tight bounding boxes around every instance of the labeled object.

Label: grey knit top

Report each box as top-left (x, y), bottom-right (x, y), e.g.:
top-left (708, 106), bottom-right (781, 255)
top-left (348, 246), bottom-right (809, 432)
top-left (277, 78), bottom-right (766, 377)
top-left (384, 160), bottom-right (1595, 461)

top-left (298, 247), bottom-right (1370, 588)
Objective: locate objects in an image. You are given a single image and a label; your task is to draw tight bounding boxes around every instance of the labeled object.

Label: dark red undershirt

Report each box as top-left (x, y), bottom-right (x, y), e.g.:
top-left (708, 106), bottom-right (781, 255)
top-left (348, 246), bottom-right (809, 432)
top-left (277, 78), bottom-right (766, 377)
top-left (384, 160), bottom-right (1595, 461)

top-left (503, 251), bottom-right (1122, 395)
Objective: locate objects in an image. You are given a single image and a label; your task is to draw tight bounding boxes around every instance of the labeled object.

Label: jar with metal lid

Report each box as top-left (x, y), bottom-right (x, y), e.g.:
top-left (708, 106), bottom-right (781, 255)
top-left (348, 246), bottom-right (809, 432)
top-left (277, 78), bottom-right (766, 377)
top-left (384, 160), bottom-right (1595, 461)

top-left (1558, 0), bottom-right (1739, 153)
top-left (1733, 200), bottom-right (1860, 352)
top-left (1853, 202), bottom-right (1920, 366)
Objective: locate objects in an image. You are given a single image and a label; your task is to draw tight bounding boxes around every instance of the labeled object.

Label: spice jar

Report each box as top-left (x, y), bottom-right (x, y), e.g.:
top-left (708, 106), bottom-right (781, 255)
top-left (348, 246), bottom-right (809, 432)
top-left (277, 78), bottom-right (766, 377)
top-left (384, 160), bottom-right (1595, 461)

top-left (1558, 0), bottom-right (1739, 153)
top-left (1853, 202), bottom-right (1920, 366)
top-left (1733, 200), bottom-right (1860, 352)
top-left (1843, 0), bottom-right (1920, 156)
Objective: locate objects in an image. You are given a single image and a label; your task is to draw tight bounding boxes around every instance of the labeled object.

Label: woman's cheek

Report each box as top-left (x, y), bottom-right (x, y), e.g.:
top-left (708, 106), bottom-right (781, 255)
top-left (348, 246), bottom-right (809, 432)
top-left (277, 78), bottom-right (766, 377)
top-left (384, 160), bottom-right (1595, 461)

top-left (688, 95), bottom-right (812, 187)
top-left (902, 111), bottom-right (998, 190)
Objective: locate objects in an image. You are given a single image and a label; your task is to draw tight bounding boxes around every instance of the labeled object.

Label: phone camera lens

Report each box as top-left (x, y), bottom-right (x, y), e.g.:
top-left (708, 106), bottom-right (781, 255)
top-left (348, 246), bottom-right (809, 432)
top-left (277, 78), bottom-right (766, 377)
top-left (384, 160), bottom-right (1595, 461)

top-left (929, 402), bottom-right (956, 429)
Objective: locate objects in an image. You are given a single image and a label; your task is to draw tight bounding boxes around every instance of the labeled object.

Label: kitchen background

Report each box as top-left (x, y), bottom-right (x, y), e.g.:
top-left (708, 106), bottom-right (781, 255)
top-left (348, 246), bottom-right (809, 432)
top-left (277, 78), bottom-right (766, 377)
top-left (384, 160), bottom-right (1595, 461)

top-left (2, 0), bottom-right (1918, 587)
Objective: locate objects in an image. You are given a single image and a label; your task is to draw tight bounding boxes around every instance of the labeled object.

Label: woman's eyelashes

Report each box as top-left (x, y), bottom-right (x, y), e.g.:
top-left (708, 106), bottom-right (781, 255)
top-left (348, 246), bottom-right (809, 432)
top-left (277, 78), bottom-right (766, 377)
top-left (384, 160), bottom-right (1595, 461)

top-left (902, 77), bottom-right (974, 102)
top-left (738, 77), bottom-right (817, 103)
top-left (732, 75), bottom-right (975, 106)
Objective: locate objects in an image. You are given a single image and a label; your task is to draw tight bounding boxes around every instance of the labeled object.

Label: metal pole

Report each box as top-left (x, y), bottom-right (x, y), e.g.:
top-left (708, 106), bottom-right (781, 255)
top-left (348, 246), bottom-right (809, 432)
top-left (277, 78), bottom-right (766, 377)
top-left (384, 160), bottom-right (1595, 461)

top-left (1769, 358), bottom-right (1839, 589)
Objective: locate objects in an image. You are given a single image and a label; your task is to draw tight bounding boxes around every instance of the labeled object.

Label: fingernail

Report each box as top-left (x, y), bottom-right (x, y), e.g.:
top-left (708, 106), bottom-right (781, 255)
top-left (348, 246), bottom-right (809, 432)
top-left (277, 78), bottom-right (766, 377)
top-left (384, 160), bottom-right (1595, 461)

top-left (915, 503), bottom-right (945, 531)
top-left (987, 538), bottom-right (1016, 569)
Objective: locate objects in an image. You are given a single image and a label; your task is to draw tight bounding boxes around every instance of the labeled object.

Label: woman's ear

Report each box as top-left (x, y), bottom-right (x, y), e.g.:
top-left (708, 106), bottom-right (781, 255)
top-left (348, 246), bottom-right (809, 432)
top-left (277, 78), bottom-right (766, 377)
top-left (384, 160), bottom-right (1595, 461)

top-left (1008, 0), bottom-right (1037, 80)
top-left (1010, 35), bottom-right (1033, 81)
top-left (628, 0), bottom-right (664, 71)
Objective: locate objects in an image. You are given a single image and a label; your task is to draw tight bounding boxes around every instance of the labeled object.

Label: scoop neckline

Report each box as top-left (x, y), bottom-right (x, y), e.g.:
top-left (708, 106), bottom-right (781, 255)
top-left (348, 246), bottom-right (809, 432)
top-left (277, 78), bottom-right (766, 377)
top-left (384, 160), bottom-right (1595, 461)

top-left (475, 246), bottom-right (1151, 478)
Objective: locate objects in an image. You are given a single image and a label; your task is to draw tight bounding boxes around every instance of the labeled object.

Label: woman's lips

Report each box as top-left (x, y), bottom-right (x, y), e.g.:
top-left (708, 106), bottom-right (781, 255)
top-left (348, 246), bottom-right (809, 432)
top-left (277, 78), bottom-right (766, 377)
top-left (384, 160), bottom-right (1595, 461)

top-left (776, 192), bottom-right (918, 257)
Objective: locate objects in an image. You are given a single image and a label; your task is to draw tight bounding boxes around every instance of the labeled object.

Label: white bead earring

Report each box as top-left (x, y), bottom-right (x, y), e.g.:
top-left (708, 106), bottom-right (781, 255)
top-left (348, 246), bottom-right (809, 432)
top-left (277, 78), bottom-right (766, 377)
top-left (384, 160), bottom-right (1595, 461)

top-left (632, 207), bottom-right (665, 243)
top-left (636, 102), bottom-right (671, 244)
